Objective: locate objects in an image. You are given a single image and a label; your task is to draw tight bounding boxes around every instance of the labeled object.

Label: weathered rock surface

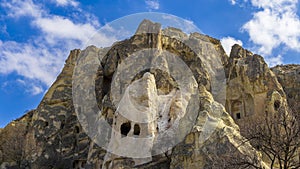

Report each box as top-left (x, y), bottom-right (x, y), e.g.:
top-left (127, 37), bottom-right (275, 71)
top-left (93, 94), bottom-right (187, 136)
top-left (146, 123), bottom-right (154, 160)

top-left (0, 19), bottom-right (298, 169)
top-left (271, 64), bottom-right (300, 113)
top-left (225, 44), bottom-right (288, 125)
top-left (224, 45), bottom-right (299, 167)
top-left (0, 110), bottom-right (34, 168)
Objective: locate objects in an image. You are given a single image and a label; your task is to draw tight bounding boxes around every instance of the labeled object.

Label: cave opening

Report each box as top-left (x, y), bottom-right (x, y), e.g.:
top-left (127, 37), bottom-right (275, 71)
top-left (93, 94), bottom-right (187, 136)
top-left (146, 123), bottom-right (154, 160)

top-left (274, 100), bottom-right (281, 111)
top-left (133, 124), bottom-right (140, 136)
top-left (236, 113), bottom-right (241, 119)
top-left (121, 122), bottom-right (131, 137)
top-left (74, 126), bottom-right (80, 134)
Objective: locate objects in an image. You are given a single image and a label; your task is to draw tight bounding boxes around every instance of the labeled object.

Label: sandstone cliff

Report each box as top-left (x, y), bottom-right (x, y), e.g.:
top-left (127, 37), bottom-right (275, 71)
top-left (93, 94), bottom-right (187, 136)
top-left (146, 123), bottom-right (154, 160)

top-left (271, 64), bottom-right (300, 113)
top-left (225, 44), bottom-right (287, 124)
top-left (0, 20), bottom-right (298, 169)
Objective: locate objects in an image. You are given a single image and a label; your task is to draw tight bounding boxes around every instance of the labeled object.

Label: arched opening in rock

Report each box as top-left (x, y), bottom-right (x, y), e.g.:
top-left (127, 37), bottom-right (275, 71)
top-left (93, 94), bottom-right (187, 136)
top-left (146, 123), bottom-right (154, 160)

top-left (120, 122), bottom-right (131, 137)
top-left (74, 126), bottom-right (80, 134)
top-left (73, 160), bottom-right (86, 169)
top-left (133, 124), bottom-right (140, 136)
top-left (81, 161), bottom-right (86, 168)
top-left (274, 100), bottom-right (281, 111)
top-left (232, 100), bottom-right (242, 120)
top-left (102, 76), bottom-right (111, 96)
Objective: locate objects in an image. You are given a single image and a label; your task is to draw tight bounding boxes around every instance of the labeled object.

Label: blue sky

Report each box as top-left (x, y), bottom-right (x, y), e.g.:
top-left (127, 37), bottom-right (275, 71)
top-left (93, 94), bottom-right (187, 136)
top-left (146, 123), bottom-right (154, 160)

top-left (0, 0), bottom-right (299, 128)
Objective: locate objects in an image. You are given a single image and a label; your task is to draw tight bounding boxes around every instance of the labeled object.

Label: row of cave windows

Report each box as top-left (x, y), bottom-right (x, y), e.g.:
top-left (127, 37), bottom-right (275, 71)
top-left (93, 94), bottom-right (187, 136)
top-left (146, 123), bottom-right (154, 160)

top-left (120, 117), bottom-right (172, 137)
top-left (120, 122), bottom-right (140, 137)
top-left (42, 120), bottom-right (141, 136)
top-left (41, 100), bottom-right (282, 132)
top-left (234, 100), bottom-right (281, 120)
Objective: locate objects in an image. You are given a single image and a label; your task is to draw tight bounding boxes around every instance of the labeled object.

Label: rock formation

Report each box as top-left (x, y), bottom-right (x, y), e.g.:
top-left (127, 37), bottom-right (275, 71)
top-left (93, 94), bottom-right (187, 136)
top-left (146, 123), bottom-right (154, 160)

top-left (271, 64), bottom-right (300, 114)
top-left (0, 20), bottom-right (298, 169)
top-left (225, 44), bottom-right (288, 124)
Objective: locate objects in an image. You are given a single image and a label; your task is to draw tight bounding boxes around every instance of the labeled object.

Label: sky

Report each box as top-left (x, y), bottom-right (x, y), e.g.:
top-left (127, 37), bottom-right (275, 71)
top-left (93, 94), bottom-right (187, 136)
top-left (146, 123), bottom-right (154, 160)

top-left (0, 0), bottom-right (299, 128)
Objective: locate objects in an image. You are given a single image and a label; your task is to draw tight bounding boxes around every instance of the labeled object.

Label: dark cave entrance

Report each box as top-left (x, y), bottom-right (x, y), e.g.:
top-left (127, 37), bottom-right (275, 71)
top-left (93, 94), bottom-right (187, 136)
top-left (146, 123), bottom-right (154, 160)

top-left (120, 122), bottom-right (131, 137)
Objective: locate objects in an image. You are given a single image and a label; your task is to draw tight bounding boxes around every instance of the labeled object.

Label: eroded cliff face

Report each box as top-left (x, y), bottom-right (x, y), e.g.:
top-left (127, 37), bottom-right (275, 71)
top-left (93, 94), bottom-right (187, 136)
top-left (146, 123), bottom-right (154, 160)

top-left (0, 19), bottom-right (297, 169)
top-left (225, 44), bottom-right (288, 124)
top-left (271, 65), bottom-right (300, 113)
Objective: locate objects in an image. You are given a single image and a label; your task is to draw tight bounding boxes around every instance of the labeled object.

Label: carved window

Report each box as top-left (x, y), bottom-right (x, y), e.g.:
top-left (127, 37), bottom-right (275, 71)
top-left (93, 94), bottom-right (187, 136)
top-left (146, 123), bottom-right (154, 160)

top-left (133, 124), bottom-right (140, 136)
top-left (81, 161), bottom-right (86, 168)
top-left (60, 123), bottom-right (64, 129)
top-left (236, 113), bottom-right (241, 119)
top-left (232, 101), bottom-right (242, 120)
top-left (74, 126), bottom-right (80, 133)
top-left (120, 122), bottom-right (131, 137)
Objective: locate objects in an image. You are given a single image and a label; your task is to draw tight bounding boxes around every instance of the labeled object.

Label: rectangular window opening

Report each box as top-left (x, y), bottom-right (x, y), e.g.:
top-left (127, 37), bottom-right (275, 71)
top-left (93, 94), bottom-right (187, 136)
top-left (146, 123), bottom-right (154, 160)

top-left (236, 113), bottom-right (241, 119)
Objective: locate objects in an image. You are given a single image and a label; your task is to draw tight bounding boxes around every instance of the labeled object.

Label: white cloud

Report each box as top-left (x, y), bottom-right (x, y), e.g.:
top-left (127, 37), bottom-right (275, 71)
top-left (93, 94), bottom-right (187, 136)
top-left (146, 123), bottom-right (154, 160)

top-left (16, 78), bottom-right (43, 95)
top-left (0, 0), bottom-right (42, 18)
top-left (250, 0), bottom-right (297, 12)
top-left (4, 79), bottom-right (44, 95)
top-left (53, 0), bottom-right (79, 7)
top-left (265, 55), bottom-right (283, 67)
top-left (220, 36), bottom-right (243, 56)
top-left (242, 0), bottom-right (300, 56)
top-left (230, 0), bottom-right (237, 5)
top-left (0, 0), bottom-right (117, 95)
top-left (16, 79), bottom-right (26, 85)
top-left (34, 16), bottom-right (97, 43)
top-left (0, 40), bottom-right (65, 86)
top-left (29, 85), bottom-right (44, 95)
top-left (145, 0), bottom-right (160, 10)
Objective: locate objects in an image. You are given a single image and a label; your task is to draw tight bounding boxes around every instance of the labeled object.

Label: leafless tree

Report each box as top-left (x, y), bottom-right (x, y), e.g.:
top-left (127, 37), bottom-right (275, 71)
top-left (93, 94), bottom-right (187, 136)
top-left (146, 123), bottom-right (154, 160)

top-left (0, 122), bottom-right (26, 166)
top-left (213, 104), bottom-right (300, 169)
top-left (238, 105), bottom-right (300, 169)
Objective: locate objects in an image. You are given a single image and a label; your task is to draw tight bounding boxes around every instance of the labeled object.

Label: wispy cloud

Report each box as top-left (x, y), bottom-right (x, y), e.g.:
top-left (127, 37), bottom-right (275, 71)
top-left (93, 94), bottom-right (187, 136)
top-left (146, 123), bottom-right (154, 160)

top-left (1, 0), bottom-right (43, 18)
top-left (0, 25), bottom-right (8, 35)
top-left (145, 0), bottom-right (160, 10)
top-left (52, 0), bottom-right (79, 7)
top-left (34, 16), bottom-right (99, 44)
top-left (17, 79), bottom-right (44, 95)
top-left (220, 36), bottom-right (243, 56)
top-left (0, 40), bottom-right (65, 87)
top-left (0, 0), bottom-right (117, 95)
top-left (265, 55), bottom-right (283, 67)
